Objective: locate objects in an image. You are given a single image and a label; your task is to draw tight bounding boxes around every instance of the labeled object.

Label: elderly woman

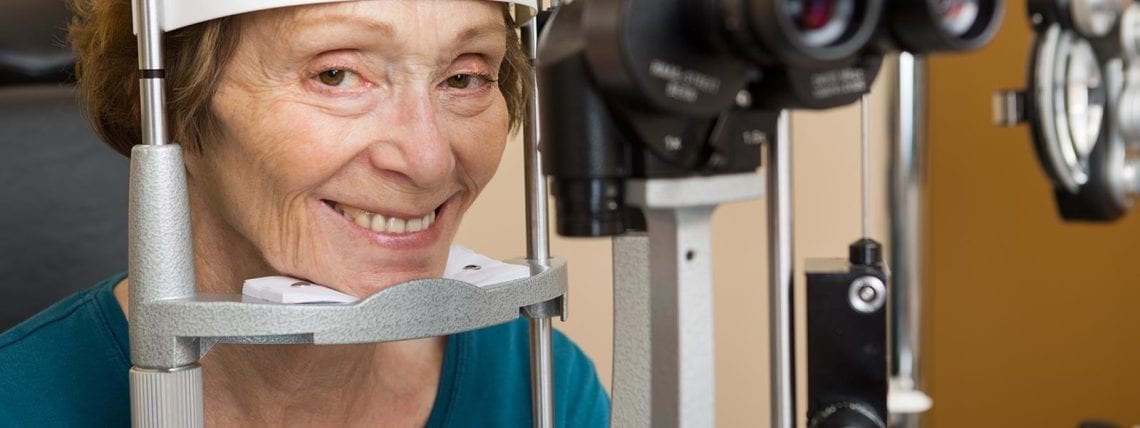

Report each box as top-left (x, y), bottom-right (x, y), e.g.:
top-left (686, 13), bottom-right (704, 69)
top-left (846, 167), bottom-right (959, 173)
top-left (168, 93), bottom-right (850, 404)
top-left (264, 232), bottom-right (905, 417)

top-left (0, 0), bottom-right (608, 425)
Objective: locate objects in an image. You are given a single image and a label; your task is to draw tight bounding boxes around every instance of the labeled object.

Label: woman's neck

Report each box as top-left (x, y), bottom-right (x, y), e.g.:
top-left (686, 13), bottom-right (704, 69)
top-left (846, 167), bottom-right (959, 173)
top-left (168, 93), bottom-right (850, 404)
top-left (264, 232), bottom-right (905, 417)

top-left (201, 339), bottom-right (445, 426)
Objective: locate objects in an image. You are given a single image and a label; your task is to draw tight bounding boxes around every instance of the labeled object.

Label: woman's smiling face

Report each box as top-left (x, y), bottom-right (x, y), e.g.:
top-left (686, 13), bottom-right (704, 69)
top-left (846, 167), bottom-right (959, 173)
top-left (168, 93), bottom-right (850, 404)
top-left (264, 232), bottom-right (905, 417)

top-left (190, 0), bottom-right (510, 297)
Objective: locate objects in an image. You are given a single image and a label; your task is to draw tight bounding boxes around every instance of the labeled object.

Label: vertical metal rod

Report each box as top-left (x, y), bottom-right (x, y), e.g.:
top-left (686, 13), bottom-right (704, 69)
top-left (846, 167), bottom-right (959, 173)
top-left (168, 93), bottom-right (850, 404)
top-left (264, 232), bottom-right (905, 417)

top-left (521, 3), bottom-right (556, 428)
top-left (891, 53), bottom-right (925, 383)
top-left (523, 2), bottom-right (550, 262)
top-left (529, 316), bottom-right (555, 428)
top-left (862, 94), bottom-right (871, 239)
top-left (768, 111), bottom-right (796, 428)
top-left (890, 52), bottom-right (929, 427)
top-left (135, 0), bottom-right (167, 147)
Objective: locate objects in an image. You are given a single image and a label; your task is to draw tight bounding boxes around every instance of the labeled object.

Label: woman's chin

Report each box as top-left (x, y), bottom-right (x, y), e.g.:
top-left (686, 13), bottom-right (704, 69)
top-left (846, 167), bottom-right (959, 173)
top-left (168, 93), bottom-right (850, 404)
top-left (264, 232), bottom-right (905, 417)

top-left (325, 266), bottom-right (445, 299)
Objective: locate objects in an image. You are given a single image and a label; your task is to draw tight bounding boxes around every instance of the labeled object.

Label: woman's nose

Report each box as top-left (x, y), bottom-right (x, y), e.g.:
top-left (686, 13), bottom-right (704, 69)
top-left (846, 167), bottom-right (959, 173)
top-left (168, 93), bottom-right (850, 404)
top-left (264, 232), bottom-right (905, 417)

top-left (367, 90), bottom-right (455, 189)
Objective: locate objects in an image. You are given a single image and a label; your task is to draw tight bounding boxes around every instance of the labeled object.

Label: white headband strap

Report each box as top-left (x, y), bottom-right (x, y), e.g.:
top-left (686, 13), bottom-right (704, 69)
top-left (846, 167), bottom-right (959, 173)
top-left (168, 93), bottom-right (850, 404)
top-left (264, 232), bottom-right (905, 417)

top-left (136, 0), bottom-right (536, 32)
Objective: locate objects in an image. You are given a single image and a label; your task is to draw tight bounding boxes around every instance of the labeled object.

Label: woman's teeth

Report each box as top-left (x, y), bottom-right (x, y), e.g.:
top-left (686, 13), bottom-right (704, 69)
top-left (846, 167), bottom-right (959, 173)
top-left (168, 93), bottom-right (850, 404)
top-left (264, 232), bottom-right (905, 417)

top-left (333, 203), bottom-right (436, 234)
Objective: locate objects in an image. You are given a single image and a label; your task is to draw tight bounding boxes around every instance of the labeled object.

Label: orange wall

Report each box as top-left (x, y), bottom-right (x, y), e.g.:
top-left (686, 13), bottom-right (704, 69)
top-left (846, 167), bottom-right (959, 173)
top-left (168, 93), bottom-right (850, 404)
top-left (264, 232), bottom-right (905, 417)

top-left (926, 1), bottom-right (1140, 426)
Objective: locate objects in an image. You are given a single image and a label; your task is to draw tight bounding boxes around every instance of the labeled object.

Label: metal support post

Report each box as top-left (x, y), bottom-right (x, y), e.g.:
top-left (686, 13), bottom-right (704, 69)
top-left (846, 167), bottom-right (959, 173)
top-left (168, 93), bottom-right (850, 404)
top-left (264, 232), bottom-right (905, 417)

top-left (644, 206), bottom-right (716, 427)
top-left (617, 175), bottom-right (764, 427)
top-left (768, 111), bottom-right (796, 428)
top-left (611, 232), bottom-right (651, 427)
top-left (128, 0), bottom-right (204, 425)
top-left (889, 52), bottom-right (932, 426)
top-left (521, 2), bottom-right (558, 427)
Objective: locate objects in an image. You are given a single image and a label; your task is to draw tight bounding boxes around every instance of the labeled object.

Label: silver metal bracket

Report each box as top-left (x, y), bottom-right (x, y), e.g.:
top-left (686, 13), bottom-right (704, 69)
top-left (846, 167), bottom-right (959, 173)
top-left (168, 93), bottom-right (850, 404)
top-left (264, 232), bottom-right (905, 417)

top-left (132, 258), bottom-right (568, 368)
top-left (611, 173), bottom-right (764, 427)
top-left (522, 296), bottom-right (566, 320)
top-left (129, 258), bottom-right (567, 427)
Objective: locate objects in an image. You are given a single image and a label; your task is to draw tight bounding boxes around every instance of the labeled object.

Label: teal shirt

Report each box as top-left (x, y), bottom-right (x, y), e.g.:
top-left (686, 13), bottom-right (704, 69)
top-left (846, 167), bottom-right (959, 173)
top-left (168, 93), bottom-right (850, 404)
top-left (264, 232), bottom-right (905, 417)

top-left (0, 274), bottom-right (609, 427)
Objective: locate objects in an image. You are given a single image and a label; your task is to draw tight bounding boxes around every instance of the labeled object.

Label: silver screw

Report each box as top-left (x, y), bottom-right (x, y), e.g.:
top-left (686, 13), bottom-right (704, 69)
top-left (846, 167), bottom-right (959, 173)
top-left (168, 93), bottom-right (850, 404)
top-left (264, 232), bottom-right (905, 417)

top-left (858, 285), bottom-right (877, 302)
top-left (735, 90), bottom-right (753, 108)
top-left (848, 276), bottom-right (886, 314)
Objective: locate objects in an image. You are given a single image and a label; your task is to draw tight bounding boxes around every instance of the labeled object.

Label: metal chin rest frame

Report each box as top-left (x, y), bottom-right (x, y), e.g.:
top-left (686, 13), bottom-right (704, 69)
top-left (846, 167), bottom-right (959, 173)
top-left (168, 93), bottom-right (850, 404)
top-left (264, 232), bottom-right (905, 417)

top-left (126, 0), bottom-right (566, 426)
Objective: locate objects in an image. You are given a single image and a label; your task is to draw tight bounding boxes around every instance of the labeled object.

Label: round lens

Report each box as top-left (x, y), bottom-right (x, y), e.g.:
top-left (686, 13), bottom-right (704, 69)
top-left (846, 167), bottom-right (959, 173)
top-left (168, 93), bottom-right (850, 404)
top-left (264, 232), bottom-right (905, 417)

top-left (786, 0), bottom-right (855, 47)
top-left (936, 0), bottom-right (980, 37)
top-left (798, 0), bottom-right (834, 30)
top-left (1063, 41), bottom-right (1104, 162)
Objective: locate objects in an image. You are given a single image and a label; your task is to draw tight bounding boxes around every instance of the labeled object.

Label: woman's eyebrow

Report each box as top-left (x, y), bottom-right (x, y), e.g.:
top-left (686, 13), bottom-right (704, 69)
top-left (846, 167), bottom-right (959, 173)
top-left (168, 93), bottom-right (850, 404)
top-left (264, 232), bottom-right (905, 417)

top-left (452, 22), bottom-right (507, 45)
top-left (286, 11), bottom-right (396, 38)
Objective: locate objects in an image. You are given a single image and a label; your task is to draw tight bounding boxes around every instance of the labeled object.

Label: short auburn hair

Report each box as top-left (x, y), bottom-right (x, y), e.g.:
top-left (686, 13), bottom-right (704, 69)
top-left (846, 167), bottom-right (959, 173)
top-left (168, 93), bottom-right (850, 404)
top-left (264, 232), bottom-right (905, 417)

top-left (69, 0), bottom-right (532, 157)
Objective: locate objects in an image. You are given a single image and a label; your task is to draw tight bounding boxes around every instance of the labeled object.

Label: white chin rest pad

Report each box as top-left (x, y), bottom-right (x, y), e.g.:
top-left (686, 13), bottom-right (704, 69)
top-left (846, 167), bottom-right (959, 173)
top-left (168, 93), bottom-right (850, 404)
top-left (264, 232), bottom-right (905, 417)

top-left (139, 0), bottom-right (536, 32)
top-left (241, 244), bottom-right (530, 304)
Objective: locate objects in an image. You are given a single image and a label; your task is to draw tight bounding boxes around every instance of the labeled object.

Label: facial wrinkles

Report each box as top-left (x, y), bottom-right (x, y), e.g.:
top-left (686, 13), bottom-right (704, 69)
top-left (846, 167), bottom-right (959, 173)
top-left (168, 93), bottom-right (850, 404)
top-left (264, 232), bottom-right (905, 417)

top-left (198, 0), bottom-right (511, 297)
top-left (208, 47), bottom-right (346, 285)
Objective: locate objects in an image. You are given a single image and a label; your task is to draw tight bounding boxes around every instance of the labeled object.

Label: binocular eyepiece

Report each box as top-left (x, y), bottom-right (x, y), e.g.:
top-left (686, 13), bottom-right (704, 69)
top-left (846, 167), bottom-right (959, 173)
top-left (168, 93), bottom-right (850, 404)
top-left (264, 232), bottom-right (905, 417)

top-left (541, 0), bottom-right (1005, 237)
top-left (707, 0), bottom-right (1004, 67)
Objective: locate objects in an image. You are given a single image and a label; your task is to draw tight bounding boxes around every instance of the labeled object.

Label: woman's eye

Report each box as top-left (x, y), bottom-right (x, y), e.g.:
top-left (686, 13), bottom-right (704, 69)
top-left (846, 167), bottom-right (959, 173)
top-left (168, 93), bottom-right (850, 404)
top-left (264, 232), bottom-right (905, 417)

top-left (445, 73), bottom-right (490, 90)
top-left (317, 69), bottom-right (348, 86)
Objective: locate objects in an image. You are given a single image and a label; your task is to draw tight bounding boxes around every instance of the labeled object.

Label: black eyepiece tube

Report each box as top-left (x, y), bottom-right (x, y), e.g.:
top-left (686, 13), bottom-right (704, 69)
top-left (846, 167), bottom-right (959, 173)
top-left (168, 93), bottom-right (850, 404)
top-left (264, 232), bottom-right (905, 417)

top-left (539, 2), bottom-right (629, 237)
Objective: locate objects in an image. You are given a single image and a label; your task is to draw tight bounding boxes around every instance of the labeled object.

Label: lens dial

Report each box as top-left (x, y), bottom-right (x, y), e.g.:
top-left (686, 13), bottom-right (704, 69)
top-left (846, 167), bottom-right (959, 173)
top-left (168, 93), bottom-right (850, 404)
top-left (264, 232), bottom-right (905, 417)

top-left (1059, 39), bottom-right (1104, 167)
top-left (936, 0), bottom-right (981, 37)
top-left (1028, 25), bottom-right (1105, 192)
top-left (786, 0), bottom-right (855, 47)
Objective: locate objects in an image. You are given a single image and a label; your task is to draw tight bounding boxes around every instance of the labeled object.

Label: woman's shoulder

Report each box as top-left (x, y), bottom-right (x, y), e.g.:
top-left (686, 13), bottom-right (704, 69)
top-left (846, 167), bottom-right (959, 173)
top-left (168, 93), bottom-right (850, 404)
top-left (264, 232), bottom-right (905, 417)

top-left (430, 318), bottom-right (610, 427)
top-left (0, 273), bottom-right (131, 426)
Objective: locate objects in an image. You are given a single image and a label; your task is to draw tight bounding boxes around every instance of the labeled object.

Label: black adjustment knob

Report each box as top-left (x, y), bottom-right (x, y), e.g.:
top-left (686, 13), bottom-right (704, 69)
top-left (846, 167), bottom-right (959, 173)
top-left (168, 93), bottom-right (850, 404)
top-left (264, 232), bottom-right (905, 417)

top-left (848, 238), bottom-right (883, 266)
